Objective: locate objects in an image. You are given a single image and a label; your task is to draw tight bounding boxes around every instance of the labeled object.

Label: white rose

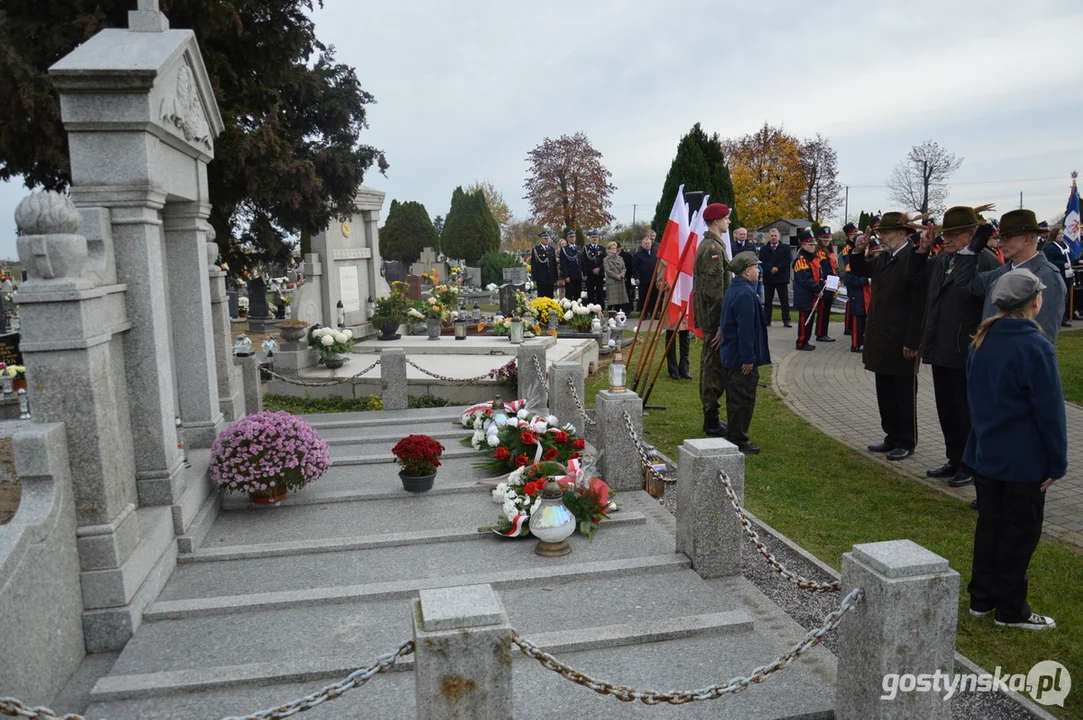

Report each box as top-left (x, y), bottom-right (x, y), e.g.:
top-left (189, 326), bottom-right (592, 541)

top-left (575, 306), bottom-right (588, 315)
top-left (517, 409), bottom-right (529, 419)
top-left (533, 420), bottom-right (548, 432)
top-left (321, 335), bottom-right (335, 346)
top-left (546, 415), bottom-right (559, 426)
top-left (487, 434), bottom-right (499, 447)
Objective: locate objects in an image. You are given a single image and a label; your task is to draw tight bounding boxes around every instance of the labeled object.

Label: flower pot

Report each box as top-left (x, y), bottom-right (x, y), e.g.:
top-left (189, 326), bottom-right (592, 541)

top-left (399, 471), bottom-right (436, 493)
top-left (426, 318), bottom-right (442, 340)
top-left (249, 488), bottom-right (287, 504)
top-left (239, 311), bottom-right (249, 319)
top-left (277, 323), bottom-right (307, 342)
top-left (378, 321), bottom-right (402, 342)
top-left (322, 354), bottom-right (348, 370)
top-left (12, 379), bottom-right (27, 393)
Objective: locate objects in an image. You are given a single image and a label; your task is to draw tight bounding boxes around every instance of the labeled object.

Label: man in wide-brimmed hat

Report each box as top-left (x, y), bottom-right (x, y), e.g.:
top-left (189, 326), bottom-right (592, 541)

top-left (849, 212), bottom-right (930, 461)
top-left (953, 209), bottom-right (1066, 341)
top-left (909, 205), bottom-right (1004, 487)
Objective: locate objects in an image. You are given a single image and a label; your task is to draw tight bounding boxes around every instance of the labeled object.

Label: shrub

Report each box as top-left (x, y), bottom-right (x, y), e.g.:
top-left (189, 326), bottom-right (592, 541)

top-left (481, 251), bottom-right (526, 287)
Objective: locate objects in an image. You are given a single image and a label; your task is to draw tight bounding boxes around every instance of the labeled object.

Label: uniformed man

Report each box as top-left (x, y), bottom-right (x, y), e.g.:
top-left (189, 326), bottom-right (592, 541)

top-left (559, 229), bottom-right (583, 302)
top-left (841, 222), bottom-right (859, 335)
top-left (530, 231), bottom-right (558, 299)
top-left (792, 229), bottom-right (822, 351)
top-left (841, 232), bottom-right (870, 352)
top-left (583, 230), bottom-right (606, 305)
top-left (814, 226), bottom-right (839, 342)
top-left (693, 202), bottom-right (733, 437)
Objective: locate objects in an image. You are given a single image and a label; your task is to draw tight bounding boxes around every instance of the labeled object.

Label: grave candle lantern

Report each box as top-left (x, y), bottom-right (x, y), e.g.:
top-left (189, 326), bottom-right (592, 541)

top-left (453, 317), bottom-right (467, 340)
top-left (609, 352), bottom-right (626, 392)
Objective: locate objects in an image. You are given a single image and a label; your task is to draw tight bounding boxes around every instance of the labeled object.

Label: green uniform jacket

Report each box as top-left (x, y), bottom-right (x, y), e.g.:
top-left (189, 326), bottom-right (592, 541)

top-left (693, 231), bottom-right (731, 336)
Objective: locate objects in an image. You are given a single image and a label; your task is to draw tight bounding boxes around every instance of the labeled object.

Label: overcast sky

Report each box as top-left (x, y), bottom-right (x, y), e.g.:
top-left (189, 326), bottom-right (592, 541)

top-left (1, 0), bottom-right (1080, 260)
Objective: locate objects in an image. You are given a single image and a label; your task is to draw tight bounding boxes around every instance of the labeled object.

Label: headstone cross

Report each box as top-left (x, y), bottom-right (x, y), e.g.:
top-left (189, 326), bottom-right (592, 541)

top-left (129, 0), bottom-right (169, 32)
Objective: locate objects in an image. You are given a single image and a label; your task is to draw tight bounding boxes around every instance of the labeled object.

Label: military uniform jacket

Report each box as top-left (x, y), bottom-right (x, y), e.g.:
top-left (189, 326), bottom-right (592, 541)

top-left (908, 248), bottom-right (1002, 369)
top-left (841, 242), bottom-right (870, 316)
top-left (583, 243), bottom-right (606, 275)
top-left (530, 244), bottom-right (557, 285)
top-left (559, 244), bottom-right (582, 281)
top-left (692, 231), bottom-right (731, 336)
top-left (792, 249), bottom-right (823, 312)
top-left (849, 243), bottom-right (926, 377)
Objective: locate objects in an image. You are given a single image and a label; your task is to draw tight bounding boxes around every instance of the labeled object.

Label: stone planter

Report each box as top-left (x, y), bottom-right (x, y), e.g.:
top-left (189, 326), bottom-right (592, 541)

top-left (276, 323), bottom-right (307, 342)
top-left (399, 471), bottom-right (436, 493)
top-left (426, 318), bottom-right (442, 340)
top-left (378, 321), bottom-right (402, 342)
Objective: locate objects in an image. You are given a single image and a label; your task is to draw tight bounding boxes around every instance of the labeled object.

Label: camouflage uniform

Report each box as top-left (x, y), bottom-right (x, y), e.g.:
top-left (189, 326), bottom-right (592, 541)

top-left (693, 231), bottom-right (731, 421)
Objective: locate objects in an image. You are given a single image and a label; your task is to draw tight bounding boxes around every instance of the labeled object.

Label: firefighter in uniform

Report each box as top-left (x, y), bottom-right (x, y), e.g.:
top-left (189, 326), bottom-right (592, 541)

top-left (814, 226), bottom-right (838, 342)
top-left (793, 229), bottom-right (823, 351)
top-left (530, 231), bottom-right (558, 298)
top-left (842, 232), bottom-right (871, 352)
top-left (559, 229), bottom-right (583, 301)
top-left (583, 230), bottom-right (606, 305)
top-left (693, 203), bottom-right (733, 437)
top-left (842, 223), bottom-right (859, 334)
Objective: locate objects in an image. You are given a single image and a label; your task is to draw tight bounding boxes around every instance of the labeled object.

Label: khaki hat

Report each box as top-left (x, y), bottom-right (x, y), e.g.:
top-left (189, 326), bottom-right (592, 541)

top-left (730, 251), bottom-right (761, 275)
top-left (939, 203), bottom-right (995, 234)
top-left (990, 268), bottom-right (1045, 311)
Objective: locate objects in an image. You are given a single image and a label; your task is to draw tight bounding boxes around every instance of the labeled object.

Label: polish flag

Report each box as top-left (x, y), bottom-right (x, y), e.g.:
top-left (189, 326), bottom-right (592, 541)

top-left (657, 185), bottom-right (689, 287)
top-left (669, 196), bottom-right (708, 330)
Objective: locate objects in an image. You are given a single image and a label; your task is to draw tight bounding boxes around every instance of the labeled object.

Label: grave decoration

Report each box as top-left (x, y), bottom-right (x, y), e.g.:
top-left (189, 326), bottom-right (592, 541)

top-left (528, 297), bottom-right (562, 326)
top-left (559, 297), bottom-right (603, 332)
top-left (486, 458), bottom-right (612, 540)
top-left (465, 405), bottom-right (586, 474)
top-left (238, 296), bottom-right (250, 318)
top-left (391, 433), bottom-right (446, 493)
top-left (308, 325), bottom-right (354, 369)
top-left (210, 411), bottom-right (331, 504)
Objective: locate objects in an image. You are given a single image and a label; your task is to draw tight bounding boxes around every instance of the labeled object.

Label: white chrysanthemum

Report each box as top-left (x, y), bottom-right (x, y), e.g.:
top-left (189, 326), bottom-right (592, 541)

top-left (321, 335), bottom-right (335, 346)
top-left (471, 430), bottom-right (484, 450)
top-left (461, 415), bottom-right (472, 427)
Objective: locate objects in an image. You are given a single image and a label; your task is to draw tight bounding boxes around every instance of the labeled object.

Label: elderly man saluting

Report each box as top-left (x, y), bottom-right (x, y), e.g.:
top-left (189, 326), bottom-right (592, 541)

top-left (719, 252), bottom-right (771, 455)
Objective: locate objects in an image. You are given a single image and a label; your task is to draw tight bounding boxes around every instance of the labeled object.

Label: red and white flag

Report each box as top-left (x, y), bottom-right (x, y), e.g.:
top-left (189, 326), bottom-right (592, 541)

top-left (657, 185), bottom-right (689, 288)
top-left (670, 195), bottom-right (708, 330)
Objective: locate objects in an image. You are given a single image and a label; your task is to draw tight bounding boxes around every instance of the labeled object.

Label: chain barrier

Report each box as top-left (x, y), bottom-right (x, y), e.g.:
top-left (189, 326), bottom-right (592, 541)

top-left (622, 409), bottom-right (675, 486)
top-left (566, 377), bottom-right (597, 427)
top-left (405, 357), bottom-right (515, 386)
top-left (718, 469), bottom-right (842, 593)
top-left (262, 359), bottom-right (381, 388)
top-left (0, 640), bottom-right (414, 720)
top-left (513, 588), bottom-right (862, 704)
top-left (529, 354), bottom-right (549, 407)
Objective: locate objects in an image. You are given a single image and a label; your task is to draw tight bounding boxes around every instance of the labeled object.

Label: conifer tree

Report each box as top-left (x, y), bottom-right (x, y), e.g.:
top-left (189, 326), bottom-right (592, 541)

top-left (441, 187), bottom-right (500, 263)
top-left (651, 123), bottom-right (739, 236)
top-left (380, 200), bottom-right (439, 264)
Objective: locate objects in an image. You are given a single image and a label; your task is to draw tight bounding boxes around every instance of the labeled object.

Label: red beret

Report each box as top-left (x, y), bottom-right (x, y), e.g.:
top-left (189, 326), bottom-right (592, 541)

top-left (702, 203), bottom-right (731, 221)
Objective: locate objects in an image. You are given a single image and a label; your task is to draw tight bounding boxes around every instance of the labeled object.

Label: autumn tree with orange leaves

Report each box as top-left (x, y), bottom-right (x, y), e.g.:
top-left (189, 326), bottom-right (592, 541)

top-left (725, 123), bottom-right (806, 228)
top-left (524, 133), bottom-right (616, 234)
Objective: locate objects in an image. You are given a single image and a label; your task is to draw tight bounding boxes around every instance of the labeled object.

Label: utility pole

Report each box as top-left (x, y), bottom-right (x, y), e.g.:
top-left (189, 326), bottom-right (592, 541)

top-left (632, 204), bottom-right (637, 226)
top-left (844, 186), bottom-right (849, 224)
top-left (1019, 192), bottom-right (1023, 209)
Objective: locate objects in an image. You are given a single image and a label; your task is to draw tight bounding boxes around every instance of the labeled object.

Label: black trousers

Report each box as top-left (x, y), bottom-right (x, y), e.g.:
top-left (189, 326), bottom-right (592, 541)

top-left (849, 314), bottom-right (866, 349)
top-left (969, 476), bottom-right (1045, 622)
top-left (639, 283), bottom-right (658, 316)
top-left (585, 273), bottom-right (604, 305)
top-left (874, 373), bottom-right (917, 450)
top-left (564, 278), bottom-right (582, 302)
top-left (931, 365), bottom-right (970, 467)
top-left (666, 330), bottom-right (690, 377)
top-left (764, 283), bottom-right (790, 324)
top-left (724, 365), bottom-right (759, 444)
top-left (537, 283), bottom-right (555, 299)
top-left (815, 292), bottom-right (834, 338)
top-left (796, 310), bottom-right (815, 348)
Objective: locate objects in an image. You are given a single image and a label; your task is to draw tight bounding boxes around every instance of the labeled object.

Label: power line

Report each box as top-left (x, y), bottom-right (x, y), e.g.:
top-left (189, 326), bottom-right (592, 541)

top-left (840, 175), bottom-right (1066, 189)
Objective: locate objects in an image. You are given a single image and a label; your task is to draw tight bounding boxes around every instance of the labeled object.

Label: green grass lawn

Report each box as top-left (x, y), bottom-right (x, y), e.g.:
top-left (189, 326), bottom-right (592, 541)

top-left (1055, 327), bottom-right (1083, 405)
top-left (588, 341), bottom-right (1082, 719)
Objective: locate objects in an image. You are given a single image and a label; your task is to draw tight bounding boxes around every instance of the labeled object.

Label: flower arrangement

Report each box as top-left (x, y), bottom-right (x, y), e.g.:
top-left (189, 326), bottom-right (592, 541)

top-left (491, 314), bottom-right (511, 336)
top-left (372, 281), bottom-right (412, 328)
top-left (489, 459), bottom-right (612, 539)
top-left (420, 268), bottom-right (440, 285)
top-left (430, 283), bottom-right (460, 313)
top-left (392, 434), bottom-right (446, 476)
top-left (4, 365), bottom-right (25, 381)
top-left (210, 411), bottom-right (332, 496)
top-left (559, 298), bottom-right (602, 332)
top-left (449, 266), bottom-right (468, 286)
top-left (238, 296), bottom-right (250, 316)
top-left (528, 296), bottom-right (563, 325)
top-left (308, 325), bottom-right (354, 360)
top-left (473, 409), bottom-right (585, 473)
top-left (415, 297), bottom-right (445, 320)
top-left (458, 397), bottom-right (527, 429)
top-left (514, 290), bottom-right (530, 319)
top-left (485, 282), bottom-right (499, 292)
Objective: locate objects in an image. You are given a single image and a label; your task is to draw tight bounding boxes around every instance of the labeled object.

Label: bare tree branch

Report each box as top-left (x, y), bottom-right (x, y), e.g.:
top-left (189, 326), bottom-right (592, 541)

top-left (885, 140), bottom-right (963, 215)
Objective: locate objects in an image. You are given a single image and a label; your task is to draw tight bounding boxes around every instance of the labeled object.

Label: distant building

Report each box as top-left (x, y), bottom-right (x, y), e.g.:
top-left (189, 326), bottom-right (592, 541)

top-left (758, 218), bottom-right (813, 246)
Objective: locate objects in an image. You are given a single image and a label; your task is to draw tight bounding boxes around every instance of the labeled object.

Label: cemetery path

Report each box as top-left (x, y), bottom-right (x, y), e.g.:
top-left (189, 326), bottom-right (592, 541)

top-left (770, 319), bottom-right (1083, 549)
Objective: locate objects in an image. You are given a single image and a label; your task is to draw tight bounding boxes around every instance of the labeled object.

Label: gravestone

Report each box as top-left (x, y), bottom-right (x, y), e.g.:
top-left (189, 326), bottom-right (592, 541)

top-left (502, 266), bottom-right (528, 285)
top-left (407, 275), bottom-right (423, 302)
top-left (310, 186), bottom-right (388, 330)
top-left (498, 284), bottom-right (518, 317)
top-left (0, 332), bottom-right (21, 366)
top-left (383, 260), bottom-right (405, 285)
top-left (409, 247), bottom-right (448, 287)
top-left (247, 277), bottom-right (269, 318)
top-left (226, 289), bottom-right (239, 318)
top-left (465, 266), bottom-right (481, 287)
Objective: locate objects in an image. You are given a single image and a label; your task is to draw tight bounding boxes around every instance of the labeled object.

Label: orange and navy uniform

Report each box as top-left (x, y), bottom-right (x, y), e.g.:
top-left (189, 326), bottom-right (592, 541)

top-left (814, 248), bottom-right (838, 338)
top-left (792, 248), bottom-right (822, 348)
top-left (842, 243), bottom-right (871, 350)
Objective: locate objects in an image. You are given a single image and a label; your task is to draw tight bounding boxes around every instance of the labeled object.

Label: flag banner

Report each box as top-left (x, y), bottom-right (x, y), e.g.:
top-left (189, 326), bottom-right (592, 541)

top-left (670, 196), bottom-right (709, 329)
top-left (1065, 175), bottom-right (1081, 261)
top-left (658, 185), bottom-right (689, 287)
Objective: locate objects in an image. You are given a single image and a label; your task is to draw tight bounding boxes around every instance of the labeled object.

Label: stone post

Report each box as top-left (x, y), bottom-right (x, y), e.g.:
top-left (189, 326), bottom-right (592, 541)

top-left (676, 438), bottom-right (745, 578)
top-left (549, 361), bottom-right (585, 434)
top-left (381, 348), bottom-right (408, 410)
top-left (595, 389), bottom-right (642, 491)
top-left (163, 202), bottom-right (223, 448)
top-left (207, 232), bottom-right (243, 422)
top-left (835, 540), bottom-right (960, 720)
top-left (516, 337), bottom-right (551, 414)
top-left (235, 355), bottom-right (262, 416)
top-left (413, 584), bottom-right (513, 720)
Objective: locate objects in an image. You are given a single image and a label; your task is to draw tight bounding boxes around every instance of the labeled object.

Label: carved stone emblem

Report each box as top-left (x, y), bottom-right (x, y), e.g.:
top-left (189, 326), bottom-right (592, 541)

top-left (160, 64), bottom-right (212, 151)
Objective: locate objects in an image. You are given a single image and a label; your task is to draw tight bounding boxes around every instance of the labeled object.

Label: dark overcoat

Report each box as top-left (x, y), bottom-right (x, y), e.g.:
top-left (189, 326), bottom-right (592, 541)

top-left (848, 243), bottom-right (926, 376)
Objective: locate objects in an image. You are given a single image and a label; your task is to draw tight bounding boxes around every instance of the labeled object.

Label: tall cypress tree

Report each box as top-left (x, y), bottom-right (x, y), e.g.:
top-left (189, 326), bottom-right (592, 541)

top-left (441, 187), bottom-right (500, 263)
top-left (380, 200), bottom-right (439, 264)
top-left (651, 123), bottom-right (739, 235)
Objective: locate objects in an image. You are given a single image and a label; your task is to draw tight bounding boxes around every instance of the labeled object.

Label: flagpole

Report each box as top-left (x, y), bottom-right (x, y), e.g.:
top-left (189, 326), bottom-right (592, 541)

top-left (624, 256), bottom-right (664, 374)
top-left (635, 232), bottom-right (699, 395)
top-left (642, 306), bottom-right (688, 408)
top-left (632, 277), bottom-right (678, 395)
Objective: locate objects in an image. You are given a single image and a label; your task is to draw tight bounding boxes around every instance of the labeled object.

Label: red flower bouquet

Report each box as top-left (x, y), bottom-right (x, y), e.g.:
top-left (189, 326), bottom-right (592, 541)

top-left (392, 434), bottom-right (445, 476)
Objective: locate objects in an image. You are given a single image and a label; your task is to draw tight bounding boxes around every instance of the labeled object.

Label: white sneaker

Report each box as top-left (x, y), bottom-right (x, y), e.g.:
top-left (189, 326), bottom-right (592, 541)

top-left (995, 613), bottom-right (1056, 631)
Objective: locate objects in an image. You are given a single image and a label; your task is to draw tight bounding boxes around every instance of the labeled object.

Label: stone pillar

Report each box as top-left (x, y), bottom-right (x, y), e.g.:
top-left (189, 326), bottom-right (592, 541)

top-left (381, 348), bottom-right (407, 410)
top-left (516, 338), bottom-right (550, 414)
top-left (236, 355), bottom-right (263, 416)
top-left (413, 584), bottom-right (513, 720)
top-left (676, 438), bottom-right (744, 578)
top-left (549, 361), bottom-right (585, 434)
top-left (595, 389), bottom-right (642, 491)
top-left (207, 234), bottom-right (243, 422)
top-left (836, 540), bottom-right (959, 720)
top-left (163, 202), bottom-right (223, 448)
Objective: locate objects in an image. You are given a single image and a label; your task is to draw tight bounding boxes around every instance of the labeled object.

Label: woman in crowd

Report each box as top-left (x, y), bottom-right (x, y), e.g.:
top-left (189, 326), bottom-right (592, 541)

top-left (603, 241), bottom-right (628, 311)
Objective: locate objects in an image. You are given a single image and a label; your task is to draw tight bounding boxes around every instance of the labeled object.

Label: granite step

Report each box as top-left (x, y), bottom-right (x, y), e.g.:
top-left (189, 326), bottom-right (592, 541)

top-left (93, 570), bottom-right (750, 698)
top-left (298, 406), bottom-right (469, 428)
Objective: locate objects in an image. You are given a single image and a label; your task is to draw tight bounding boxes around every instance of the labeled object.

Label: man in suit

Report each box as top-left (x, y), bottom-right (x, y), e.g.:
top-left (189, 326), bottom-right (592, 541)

top-left (583, 230), bottom-right (606, 305)
top-left (758, 228), bottom-right (792, 327)
top-left (731, 227), bottom-right (756, 257)
top-left (849, 212), bottom-right (930, 461)
top-left (530, 231), bottom-right (558, 299)
top-left (633, 230), bottom-right (659, 315)
top-left (1042, 227), bottom-right (1074, 327)
top-left (908, 205), bottom-right (1003, 487)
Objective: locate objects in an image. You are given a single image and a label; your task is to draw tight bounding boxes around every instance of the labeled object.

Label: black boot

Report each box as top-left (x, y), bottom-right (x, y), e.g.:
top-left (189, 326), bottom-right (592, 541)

top-left (703, 409), bottom-right (727, 437)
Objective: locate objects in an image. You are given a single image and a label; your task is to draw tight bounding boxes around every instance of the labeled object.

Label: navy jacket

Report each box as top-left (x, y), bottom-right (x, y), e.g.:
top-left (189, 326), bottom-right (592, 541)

top-left (791, 249), bottom-right (822, 312)
top-left (963, 318), bottom-right (1067, 484)
top-left (720, 276), bottom-right (771, 369)
top-left (759, 242), bottom-right (792, 284)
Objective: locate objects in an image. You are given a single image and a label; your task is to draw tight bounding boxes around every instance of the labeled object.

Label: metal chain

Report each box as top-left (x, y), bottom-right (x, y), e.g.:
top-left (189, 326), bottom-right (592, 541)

top-left (262, 359), bottom-right (381, 388)
top-left (405, 357), bottom-right (515, 385)
top-left (566, 376), bottom-right (597, 427)
top-left (718, 469), bottom-right (842, 593)
top-left (513, 588), bottom-right (863, 704)
top-left (530, 354), bottom-right (549, 407)
top-left (622, 409), bottom-right (675, 485)
top-left (0, 640), bottom-right (414, 720)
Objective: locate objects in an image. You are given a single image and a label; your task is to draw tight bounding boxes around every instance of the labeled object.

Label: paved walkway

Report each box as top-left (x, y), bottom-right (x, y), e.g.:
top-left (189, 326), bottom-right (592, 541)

top-left (768, 319), bottom-right (1083, 549)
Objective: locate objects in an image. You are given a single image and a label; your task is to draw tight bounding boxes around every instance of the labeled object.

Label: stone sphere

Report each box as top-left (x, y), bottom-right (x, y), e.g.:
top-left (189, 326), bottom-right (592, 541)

top-left (15, 191), bottom-right (81, 235)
